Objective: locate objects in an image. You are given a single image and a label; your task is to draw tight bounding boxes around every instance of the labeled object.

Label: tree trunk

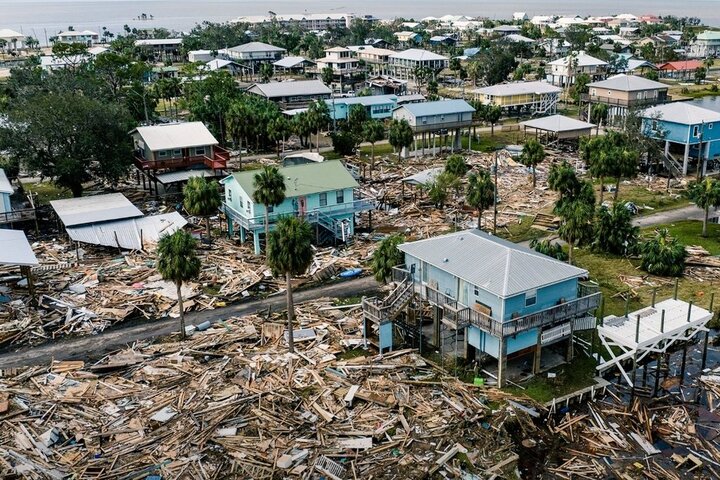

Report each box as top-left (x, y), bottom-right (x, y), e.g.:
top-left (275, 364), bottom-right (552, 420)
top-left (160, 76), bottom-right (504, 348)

top-left (477, 208), bottom-right (482, 229)
top-left (264, 210), bottom-right (270, 252)
top-left (177, 281), bottom-right (186, 340)
top-left (317, 130), bottom-right (321, 153)
top-left (238, 137), bottom-right (243, 170)
top-left (703, 205), bottom-right (709, 237)
top-left (70, 183), bottom-right (83, 198)
top-left (491, 123), bottom-right (495, 136)
top-left (532, 168), bottom-right (537, 189)
top-left (205, 216), bottom-right (212, 241)
top-left (599, 176), bottom-right (604, 204)
top-left (614, 177), bottom-right (621, 201)
top-left (286, 272), bottom-right (295, 353)
top-left (568, 242), bottom-right (574, 265)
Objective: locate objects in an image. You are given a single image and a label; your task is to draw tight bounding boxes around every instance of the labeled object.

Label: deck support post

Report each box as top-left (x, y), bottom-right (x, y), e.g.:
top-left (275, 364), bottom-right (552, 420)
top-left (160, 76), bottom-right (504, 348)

top-left (497, 336), bottom-right (508, 388)
top-left (533, 329), bottom-right (542, 374)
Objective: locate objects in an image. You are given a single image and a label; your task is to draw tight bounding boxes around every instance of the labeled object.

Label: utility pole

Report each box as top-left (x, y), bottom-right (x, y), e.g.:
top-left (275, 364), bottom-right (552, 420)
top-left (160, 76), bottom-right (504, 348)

top-left (493, 150), bottom-right (498, 235)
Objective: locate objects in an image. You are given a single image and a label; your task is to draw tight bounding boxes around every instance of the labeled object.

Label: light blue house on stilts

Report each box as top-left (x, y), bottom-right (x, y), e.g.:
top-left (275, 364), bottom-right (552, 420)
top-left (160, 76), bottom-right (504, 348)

top-left (362, 230), bottom-right (601, 387)
top-left (221, 160), bottom-right (374, 254)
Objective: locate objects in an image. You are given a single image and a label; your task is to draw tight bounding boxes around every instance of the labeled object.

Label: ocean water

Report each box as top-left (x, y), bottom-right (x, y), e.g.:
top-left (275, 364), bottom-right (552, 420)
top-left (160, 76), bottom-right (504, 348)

top-left (1, 0), bottom-right (719, 45)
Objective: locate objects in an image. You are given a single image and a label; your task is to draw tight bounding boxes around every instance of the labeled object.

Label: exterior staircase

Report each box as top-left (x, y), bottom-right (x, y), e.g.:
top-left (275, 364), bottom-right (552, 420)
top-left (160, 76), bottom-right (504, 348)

top-left (362, 272), bottom-right (414, 326)
top-left (662, 151), bottom-right (683, 178)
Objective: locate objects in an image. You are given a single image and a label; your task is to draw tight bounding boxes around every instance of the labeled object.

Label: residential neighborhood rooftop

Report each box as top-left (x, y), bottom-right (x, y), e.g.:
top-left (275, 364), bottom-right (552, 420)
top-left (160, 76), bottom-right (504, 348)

top-left (587, 74), bottom-right (667, 92)
top-left (0, 230), bottom-right (38, 267)
top-left (521, 114), bottom-right (595, 133)
top-left (228, 41), bottom-right (286, 53)
top-left (249, 80), bottom-right (332, 98)
top-left (642, 102), bottom-right (720, 125)
top-left (474, 81), bottom-right (562, 96)
top-left (50, 193), bottom-right (143, 227)
top-left (398, 229), bottom-right (588, 297)
top-left (395, 99), bottom-right (475, 117)
top-left (389, 48), bottom-right (448, 61)
top-left (132, 122), bottom-right (219, 151)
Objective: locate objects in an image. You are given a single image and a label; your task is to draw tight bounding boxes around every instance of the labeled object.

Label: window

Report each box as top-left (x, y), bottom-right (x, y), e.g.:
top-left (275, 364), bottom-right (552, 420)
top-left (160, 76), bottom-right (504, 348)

top-left (319, 192), bottom-right (328, 207)
top-left (158, 150), bottom-right (168, 158)
top-left (267, 205), bottom-right (274, 213)
top-left (172, 149), bottom-right (182, 157)
top-left (238, 197), bottom-right (243, 208)
top-left (591, 88), bottom-right (597, 96)
top-left (195, 147), bottom-right (206, 156)
top-left (246, 201), bottom-right (251, 213)
top-left (421, 261), bottom-right (428, 282)
top-left (227, 189), bottom-right (232, 202)
top-left (473, 285), bottom-right (480, 296)
top-left (710, 123), bottom-right (714, 130)
top-left (525, 289), bottom-right (537, 307)
top-left (336, 190), bottom-right (344, 204)
top-left (693, 125), bottom-right (700, 137)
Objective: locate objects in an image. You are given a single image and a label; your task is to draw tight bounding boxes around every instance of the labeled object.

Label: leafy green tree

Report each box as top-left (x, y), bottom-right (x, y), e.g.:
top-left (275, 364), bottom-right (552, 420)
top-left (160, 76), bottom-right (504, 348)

top-left (688, 178), bottom-right (720, 237)
top-left (321, 66), bottom-right (334, 86)
top-left (640, 229), bottom-right (687, 277)
top-left (259, 62), bottom-right (274, 83)
top-left (226, 98), bottom-right (253, 164)
top-left (466, 170), bottom-right (495, 229)
top-left (307, 99), bottom-right (331, 151)
top-left (92, 51), bottom-right (148, 98)
top-left (590, 103), bottom-right (608, 129)
top-left (427, 171), bottom-right (461, 209)
top-left (570, 72), bottom-right (591, 103)
top-left (292, 111), bottom-right (314, 149)
top-left (372, 234), bottom-right (405, 283)
top-left (548, 161), bottom-right (595, 211)
top-left (388, 119), bottom-right (414, 158)
top-left (362, 120), bottom-right (385, 171)
top-left (184, 71), bottom-right (240, 144)
top-left (51, 42), bottom-right (89, 69)
top-left (183, 176), bottom-right (222, 240)
top-left (485, 105), bottom-right (502, 136)
top-left (157, 230), bottom-right (202, 340)
top-left (0, 92), bottom-right (132, 197)
top-left (267, 115), bottom-right (291, 157)
top-left (253, 166), bottom-right (287, 247)
top-left (695, 67), bottom-right (707, 85)
top-left (266, 216), bottom-right (314, 353)
top-left (445, 154), bottom-right (469, 177)
top-left (593, 203), bottom-right (639, 255)
top-left (557, 198), bottom-right (594, 265)
top-left (519, 139), bottom-right (545, 188)
top-left (331, 130), bottom-right (356, 155)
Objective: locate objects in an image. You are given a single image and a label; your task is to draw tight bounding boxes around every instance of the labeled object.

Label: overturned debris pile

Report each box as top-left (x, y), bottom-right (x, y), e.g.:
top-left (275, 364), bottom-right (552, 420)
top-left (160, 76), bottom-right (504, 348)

top-left (0, 300), bottom-right (537, 479)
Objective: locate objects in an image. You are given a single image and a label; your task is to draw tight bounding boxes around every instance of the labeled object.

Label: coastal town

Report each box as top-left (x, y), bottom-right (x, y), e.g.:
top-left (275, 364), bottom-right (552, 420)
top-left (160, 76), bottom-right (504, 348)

top-left (0, 7), bottom-right (720, 479)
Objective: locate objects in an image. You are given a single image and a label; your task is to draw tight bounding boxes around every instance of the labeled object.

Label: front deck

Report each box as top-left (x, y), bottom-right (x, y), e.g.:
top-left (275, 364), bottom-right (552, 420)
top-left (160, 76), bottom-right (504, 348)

top-left (134, 146), bottom-right (230, 171)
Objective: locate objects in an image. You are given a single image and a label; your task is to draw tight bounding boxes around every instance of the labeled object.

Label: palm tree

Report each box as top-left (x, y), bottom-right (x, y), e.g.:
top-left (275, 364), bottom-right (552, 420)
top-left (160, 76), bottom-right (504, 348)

top-left (183, 176), bottom-right (222, 240)
top-left (259, 62), bottom-right (274, 83)
top-left (268, 116), bottom-right (290, 158)
top-left (226, 99), bottom-right (253, 166)
top-left (688, 178), bottom-right (720, 237)
top-left (157, 230), bottom-right (201, 340)
top-left (388, 119), bottom-right (414, 158)
top-left (641, 228), bottom-right (687, 277)
top-left (253, 166), bottom-right (287, 248)
top-left (266, 216), bottom-right (314, 353)
top-left (362, 120), bottom-right (385, 175)
top-left (466, 170), bottom-right (495, 229)
top-left (372, 234), bottom-right (405, 283)
top-left (581, 136), bottom-right (612, 204)
top-left (558, 199), bottom-right (594, 265)
top-left (307, 100), bottom-right (330, 151)
top-left (485, 105), bottom-right (502, 136)
top-left (519, 139), bottom-right (545, 188)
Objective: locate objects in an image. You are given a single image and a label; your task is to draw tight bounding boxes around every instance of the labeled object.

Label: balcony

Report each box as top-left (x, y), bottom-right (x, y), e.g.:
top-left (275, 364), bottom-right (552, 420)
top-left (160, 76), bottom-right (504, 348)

top-left (223, 198), bottom-right (375, 232)
top-left (421, 283), bottom-right (601, 338)
top-left (134, 146), bottom-right (230, 171)
top-left (581, 93), bottom-right (670, 108)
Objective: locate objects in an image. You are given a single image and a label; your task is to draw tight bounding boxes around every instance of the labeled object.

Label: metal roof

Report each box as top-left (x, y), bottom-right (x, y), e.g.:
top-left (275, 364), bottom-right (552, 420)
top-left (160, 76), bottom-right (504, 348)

top-left (549, 51), bottom-right (608, 67)
top-left (626, 59), bottom-right (657, 71)
top-left (402, 167), bottom-right (443, 186)
top-left (330, 95), bottom-right (397, 107)
top-left (155, 169), bottom-right (219, 185)
top-left (0, 230), bottom-right (37, 266)
top-left (0, 168), bottom-right (13, 194)
top-left (505, 34), bottom-right (536, 43)
top-left (0, 29), bottom-right (24, 40)
top-left (389, 48), bottom-right (448, 62)
top-left (135, 38), bottom-right (183, 46)
top-left (228, 41), bottom-right (286, 53)
top-left (521, 114), bottom-right (595, 133)
top-left (394, 99), bottom-right (475, 118)
top-left (248, 80), bottom-right (331, 98)
top-left (642, 102), bottom-right (720, 125)
top-left (51, 193), bottom-right (143, 227)
top-left (587, 74), bottom-right (667, 92)
top-left (474, 81), bottom-right (562, 97)
top-left (273, 56), bottom-right (314, 68)
top-left (399, 229), bottom-right (587, 298)
top-left (66, 212), bottom-right (187, 251)
top-left (132, 122), bottom-right (219, 151)
top-left (224, 160), bottom-right (358, 199)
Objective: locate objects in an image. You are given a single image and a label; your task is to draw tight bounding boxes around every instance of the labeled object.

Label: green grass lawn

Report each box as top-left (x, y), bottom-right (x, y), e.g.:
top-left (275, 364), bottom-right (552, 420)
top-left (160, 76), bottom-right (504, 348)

top-left (600, 182), bottom-right (689, 215)
top-left (504, 355), bottom-right (598, 403)
top-left (464, 131), bottom-right (522, 152)
top-left (22, 181), bottom-right (72, 204)
top-left (642, 220), bottom-right (720, 255)
top-left (497, 215), bottom-right (546, 243)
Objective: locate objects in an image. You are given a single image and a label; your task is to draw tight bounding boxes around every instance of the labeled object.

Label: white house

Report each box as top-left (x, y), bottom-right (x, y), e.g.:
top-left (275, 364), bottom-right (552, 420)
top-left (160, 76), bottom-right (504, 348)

top-left (388, 49), bottom-right (449, 80)
top-left (0, 29), bottom-right (25, 50)
top-left (547, 51), bottom-right (608, 87)
top-left (314, 47), bottom-right (359, 74)
top-left (56, 30), bottom-right (99, 46)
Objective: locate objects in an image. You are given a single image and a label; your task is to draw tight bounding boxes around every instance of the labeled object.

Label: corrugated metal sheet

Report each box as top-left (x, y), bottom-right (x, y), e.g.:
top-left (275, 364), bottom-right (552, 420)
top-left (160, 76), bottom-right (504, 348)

top-left (0, 169), bottom-right (13, 194)
top-left (66, 212), bottom-right (187, 250)
top-left (395, 99), bottom-right (475, 118)
top-left (521, 114), bottom-right (595, 133)
top-left (155, 169), bottom-right (217, 185)
top-left (133, 122), bottom-right (219, 151)
top-left (0, 230), bottom-right (38, 266)
top-left (51, 193), bottom-right (143, 227)
top-left (398, 229), bottom-right (587, 298)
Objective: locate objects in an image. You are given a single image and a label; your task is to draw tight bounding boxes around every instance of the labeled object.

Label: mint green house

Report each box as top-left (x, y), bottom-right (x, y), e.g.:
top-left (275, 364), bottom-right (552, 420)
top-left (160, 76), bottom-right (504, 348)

top-left (221, 160), bottom-right (374, 254)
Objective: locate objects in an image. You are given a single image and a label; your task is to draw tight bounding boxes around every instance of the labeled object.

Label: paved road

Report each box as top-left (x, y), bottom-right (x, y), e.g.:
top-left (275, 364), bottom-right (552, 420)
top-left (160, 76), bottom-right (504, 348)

top-left (0, 276), bottom-right (380, 369)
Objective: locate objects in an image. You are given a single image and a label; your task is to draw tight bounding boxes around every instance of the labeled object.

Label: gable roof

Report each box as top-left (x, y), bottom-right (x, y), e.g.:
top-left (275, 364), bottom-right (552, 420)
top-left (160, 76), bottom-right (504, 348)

top-left (0, 29), bottom-right (24, 40)
top-left (225, 160), bottom-right (358, 198)
top-left (132, 122), bottom-right (219, 151)
top-left (626, 59), bottom-right (657, 71)
top-left (587, 74), bottom-right (667, 92)
top-left (395, 99), bottom-right (474, 117)
top-left (521, 114), bottom-right (595, 132)
top-left (389, 48), bottom-right (448, 62)
top-left (228, 41), bottom-right (286, 53)
top-left (0, 230), bottom-right (38, 266)
top-left (273, 56), bottom-right (314, 68)
top-left (330, 95), bottom-right (397, 107)
top-left (549, 51), bottom-right (608, 67)
top-left (474, 81), bottom-right (562, 97)
top-left (51, 193), bottom-right (143, 227)
top-left (656, 60), bottom-right (703, 71)
top-left (399, 229), bottom-right (587, 298)
top-left (0, 168), bottom-right (13, 194)
top-left (248, 80), bottom-right (331, 98)
top-left (642, 102), bottom-right (720, 125)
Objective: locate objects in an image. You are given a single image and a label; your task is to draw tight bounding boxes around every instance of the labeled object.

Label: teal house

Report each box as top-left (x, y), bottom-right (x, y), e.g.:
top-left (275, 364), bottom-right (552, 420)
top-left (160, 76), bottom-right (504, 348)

top-left (328, 95), bottom-right (398, 121)
top-left (642, 102), bottom-right (720, 175)
top-left (221, 161), bottom-right (374, 254)
top-left (362, 230), bottom-right (601, 386)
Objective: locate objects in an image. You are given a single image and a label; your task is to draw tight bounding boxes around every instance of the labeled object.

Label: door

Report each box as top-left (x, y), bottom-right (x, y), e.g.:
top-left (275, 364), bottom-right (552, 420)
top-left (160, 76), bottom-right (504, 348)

top-left (298, 196), bottom-right (306, 217)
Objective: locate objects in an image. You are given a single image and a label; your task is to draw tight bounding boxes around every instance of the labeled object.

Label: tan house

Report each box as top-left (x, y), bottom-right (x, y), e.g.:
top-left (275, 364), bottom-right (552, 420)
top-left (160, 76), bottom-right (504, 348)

top-left (585, 74), bottom-right (669, 124)
top-left (314, 47), bottom-right (359, 74)
top-left (355, 47), bottom-right (395, 74)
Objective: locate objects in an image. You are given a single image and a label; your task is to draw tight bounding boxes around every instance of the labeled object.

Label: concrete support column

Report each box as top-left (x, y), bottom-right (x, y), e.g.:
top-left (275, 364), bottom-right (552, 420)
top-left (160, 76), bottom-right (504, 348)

top-left (664, 140), bottom-right (670, 156)
top-left (239, 226), bottom-right (245, 242)
top-left (683, 143), bottom-right (690, 175)
top-left (414, 135), bottom-right (418, 158)
top-left (433, 305), bottom-right (441, 348)
top-left (533, 330), bottom-right (542, 374)
top-left (566, 323), bottom-right (575, 362)
top-left (253, 231), bottom-right (261, 255)
top-left (497, 336), bottom-right (508, 388)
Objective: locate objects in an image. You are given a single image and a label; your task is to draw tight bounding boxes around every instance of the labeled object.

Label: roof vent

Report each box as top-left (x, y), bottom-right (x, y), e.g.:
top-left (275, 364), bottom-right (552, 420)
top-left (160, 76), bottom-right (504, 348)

top-left (443, 258), bottom-right (449, 263)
